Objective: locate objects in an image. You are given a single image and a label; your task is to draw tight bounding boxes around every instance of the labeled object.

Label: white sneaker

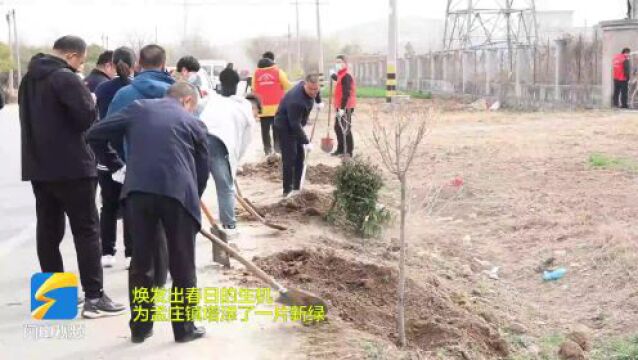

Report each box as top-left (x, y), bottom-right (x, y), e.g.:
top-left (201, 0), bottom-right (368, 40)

top-left (125, 257), bottom-right (131, 270)
top-left (285, 190), bottom-right (300, 199)
top-left (101, 255), bottom-right (116, 268)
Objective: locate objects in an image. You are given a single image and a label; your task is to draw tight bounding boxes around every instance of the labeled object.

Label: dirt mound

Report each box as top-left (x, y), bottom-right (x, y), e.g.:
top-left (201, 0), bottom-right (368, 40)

top-left (254, 248), bottom-right (509, 358)
top-left (238, 157), bottom-right (337, 185)
top-left (258, 190), bottom-right (334, 218)
top-left (238, 156), bottom-right (281, 182)
top-left (305, 164), bottom-right (337, 185)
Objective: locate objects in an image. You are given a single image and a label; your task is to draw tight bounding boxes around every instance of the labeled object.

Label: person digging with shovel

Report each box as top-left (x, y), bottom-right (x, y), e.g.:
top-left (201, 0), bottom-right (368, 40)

top-left (274, 73), bottom-right (322, 198)
top-left (330, 54), bottom-right (357, 158)
top-left (199, 75), bottom-right (258, 239)
top-left (87, 81), bottom-right (210, 343)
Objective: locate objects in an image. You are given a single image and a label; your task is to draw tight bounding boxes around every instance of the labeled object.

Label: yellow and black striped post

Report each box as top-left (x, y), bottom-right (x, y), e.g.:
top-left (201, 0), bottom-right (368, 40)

top-left (386, 62), bottom-right (397, 103)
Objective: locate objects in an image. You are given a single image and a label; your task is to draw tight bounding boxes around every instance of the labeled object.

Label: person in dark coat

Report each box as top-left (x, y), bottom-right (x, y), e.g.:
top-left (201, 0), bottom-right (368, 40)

top-left (18, 35), bottom-right (125, 318)
top-left (106, 44), bottom-right (173, 285)
top-left (107, 44), bottom-right (174, 116)
top-left (274, 74), bottom-right (321, 197)
top-left (84, 50), bottom-right (114, 92)
top-left (219, 62), bottom-right (240, 96)
top-left (87, 81), bottom-right (209, 344)
top-left (93, 46), bottom-right (136, 268)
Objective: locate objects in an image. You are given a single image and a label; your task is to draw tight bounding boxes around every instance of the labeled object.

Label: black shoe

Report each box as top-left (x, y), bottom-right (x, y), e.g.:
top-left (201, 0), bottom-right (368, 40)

top-left (131, 329), bottom-right (153, 344)
top-left (81, 293), bottom-right (127, 319)
top-left (331, 151), bottom-right (343, 157)
top-left (175, 326), bottom-right (206, 343)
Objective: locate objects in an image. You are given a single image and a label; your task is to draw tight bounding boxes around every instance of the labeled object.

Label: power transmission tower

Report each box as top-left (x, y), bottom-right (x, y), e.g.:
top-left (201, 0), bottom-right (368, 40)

top-left (443, 0), bottom-right (538, 52)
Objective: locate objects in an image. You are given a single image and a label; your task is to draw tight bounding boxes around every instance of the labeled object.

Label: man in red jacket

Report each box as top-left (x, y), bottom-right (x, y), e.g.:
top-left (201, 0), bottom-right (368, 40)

top-left (331, 55), bottom-right (357, 157)
top-left (612, 48), bottom-right (631, 108)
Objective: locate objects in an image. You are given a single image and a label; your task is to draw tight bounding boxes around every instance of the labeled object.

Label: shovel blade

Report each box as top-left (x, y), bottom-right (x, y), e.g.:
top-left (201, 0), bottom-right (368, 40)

top-left (211, 226), bottom-right (231, 267)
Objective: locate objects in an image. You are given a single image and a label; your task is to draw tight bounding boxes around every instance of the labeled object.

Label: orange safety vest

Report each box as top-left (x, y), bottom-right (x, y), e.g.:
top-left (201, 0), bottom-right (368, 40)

top-left (253, 66), bottom-right (285, 108)
top-left (613, 53), bottom-right (629, 81)
top-left (334, 67), bottom-right (357, 109)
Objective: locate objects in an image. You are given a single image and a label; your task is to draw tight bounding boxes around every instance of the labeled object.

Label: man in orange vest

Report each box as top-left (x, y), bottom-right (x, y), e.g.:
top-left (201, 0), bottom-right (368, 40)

top-left (612, 48), bottom-right (631, 108)
top-left (252, 51), bottom-right (292, 155)
top-left (331, 55), bottom-right (357, 157)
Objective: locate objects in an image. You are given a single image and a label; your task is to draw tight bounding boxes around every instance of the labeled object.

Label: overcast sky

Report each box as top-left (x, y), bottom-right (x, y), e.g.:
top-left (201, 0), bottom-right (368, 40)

top-left (0, 0), bottom-right (627, 47)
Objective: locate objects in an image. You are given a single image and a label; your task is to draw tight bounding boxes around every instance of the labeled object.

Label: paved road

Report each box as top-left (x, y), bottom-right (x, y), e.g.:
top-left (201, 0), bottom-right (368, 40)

top-left (0, 105), bottom-right (304, 359)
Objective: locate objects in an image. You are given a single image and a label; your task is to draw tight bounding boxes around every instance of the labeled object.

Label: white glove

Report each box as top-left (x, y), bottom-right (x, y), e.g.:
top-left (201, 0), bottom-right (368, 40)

top-left (315, 102), bottom-right (325, 112)
top-left (112, 165), bottom-right (126, 184)
top-left (303, 143), bottom-right (314, 153)
top-left (337, 109), bottom-right (346, 117)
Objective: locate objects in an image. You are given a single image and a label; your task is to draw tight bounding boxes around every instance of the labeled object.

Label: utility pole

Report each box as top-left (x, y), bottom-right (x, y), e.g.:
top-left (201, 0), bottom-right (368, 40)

top-left (295, 0), bottom-right (301, 72)
top-left (12, 10), bottom-right (20, 86)
top-left (183, 0), bottom-right (188, 42)
top-left (5, 11), bottom-right (12, 91)
top-left (287, 24), bottom-right (293, 73)
top-left (315, 0), bottom-right (323, 77)
top-left (386, 0), bottom-right (398, 103)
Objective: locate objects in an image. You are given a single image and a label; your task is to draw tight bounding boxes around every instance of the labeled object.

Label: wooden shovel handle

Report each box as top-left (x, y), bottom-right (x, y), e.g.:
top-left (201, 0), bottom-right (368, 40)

top-left (200, 202), bottom-right (218, 227)
top-left (199, 228), bottom-right (283, 291)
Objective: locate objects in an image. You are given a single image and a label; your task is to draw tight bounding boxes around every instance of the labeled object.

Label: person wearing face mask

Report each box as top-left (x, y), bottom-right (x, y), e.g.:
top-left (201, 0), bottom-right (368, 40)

top-left (330, 54), bottom-right (357, 157)
top-left (176, 55), bottom-right (202, 88)
top-left (19, 35), bottom-right (126, 319)
top-left (87, 81), bottom-right (209, 344)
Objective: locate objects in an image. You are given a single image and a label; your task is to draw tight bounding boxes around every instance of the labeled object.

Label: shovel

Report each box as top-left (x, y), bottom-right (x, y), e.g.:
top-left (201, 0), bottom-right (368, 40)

top-left (320, 78), bottom-right (335, 153)
top-left (200, 202), bottom-right (231, 268)
top-left (299, 109), bottom-right (321, 191)
top-left (234, 180), bottom-right (288, 231)
top-left (199, 228), bottom-right (328, 313)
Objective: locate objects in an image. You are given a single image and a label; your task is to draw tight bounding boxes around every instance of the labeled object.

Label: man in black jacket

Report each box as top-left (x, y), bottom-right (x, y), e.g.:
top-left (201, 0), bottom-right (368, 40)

top-left (219, 62), bottom-right (240, 96)
top-left (19, 35), bottom-right (125, 318)
top-left (87, 81), bottom-right (209, 343)
top-left (84, 50), bottom-right (114, 92)
top-left (274, 74), bottom-right (321, 197)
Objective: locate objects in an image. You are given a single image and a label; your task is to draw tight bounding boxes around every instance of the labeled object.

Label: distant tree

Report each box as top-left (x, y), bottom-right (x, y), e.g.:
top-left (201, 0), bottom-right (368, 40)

top-left (0, 42), bottom-right (13, 72)
top-left (83, 43), bottom-right (106, 75)
top-left (404, 41), bottom-right (416, 59)
top-left (339, 43), bottom-right (362, 56)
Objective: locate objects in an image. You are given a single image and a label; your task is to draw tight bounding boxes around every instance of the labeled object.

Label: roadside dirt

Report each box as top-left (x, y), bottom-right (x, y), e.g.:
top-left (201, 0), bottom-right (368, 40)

top-left (254, 248), bottom-right (509, 359)
top-left (232, 98), bottom-right (638, 359)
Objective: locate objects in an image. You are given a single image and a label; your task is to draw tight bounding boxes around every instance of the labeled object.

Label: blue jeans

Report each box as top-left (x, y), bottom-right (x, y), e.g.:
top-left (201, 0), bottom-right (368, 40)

top-left (207, 135), bottom-right (236, 227)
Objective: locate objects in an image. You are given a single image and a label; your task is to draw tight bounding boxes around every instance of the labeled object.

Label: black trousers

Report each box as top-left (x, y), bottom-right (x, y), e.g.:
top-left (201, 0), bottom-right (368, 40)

top-left (97, 171), bottom-right (132, 257)
top-left (613, 80), bottom-right (629, 108)
top-left (334, 109), bottom-right (354, 156)
top-left (124, 192), bottom-right (199, 339)
top-left (31, 179), bottom-right (103, 299)
top-left (260, 116), bottom-right (280, 155)
top-left (277, 129), bottom-right (305, 194)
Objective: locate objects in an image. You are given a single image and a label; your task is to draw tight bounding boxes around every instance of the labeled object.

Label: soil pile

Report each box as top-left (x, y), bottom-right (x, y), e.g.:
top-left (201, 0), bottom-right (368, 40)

top-left (254, 248), bottom-right (509, 358)
top-left (258, 190), bottom-right (334, 218)
top-left (239, 157), bottom-right (337, 185)
top-left (238, 156), bottom-right (281, 182)
top-left (305, 164), bottom-right (337, 185)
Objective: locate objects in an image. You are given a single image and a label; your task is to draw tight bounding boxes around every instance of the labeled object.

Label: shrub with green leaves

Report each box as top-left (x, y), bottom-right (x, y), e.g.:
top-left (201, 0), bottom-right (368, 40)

top-left (328, 158), bottom-right (391, 237)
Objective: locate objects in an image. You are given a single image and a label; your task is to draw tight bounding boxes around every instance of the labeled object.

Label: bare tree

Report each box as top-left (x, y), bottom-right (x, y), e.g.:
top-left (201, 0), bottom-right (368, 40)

top-left (371, 105), bottom-right (431, 347)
